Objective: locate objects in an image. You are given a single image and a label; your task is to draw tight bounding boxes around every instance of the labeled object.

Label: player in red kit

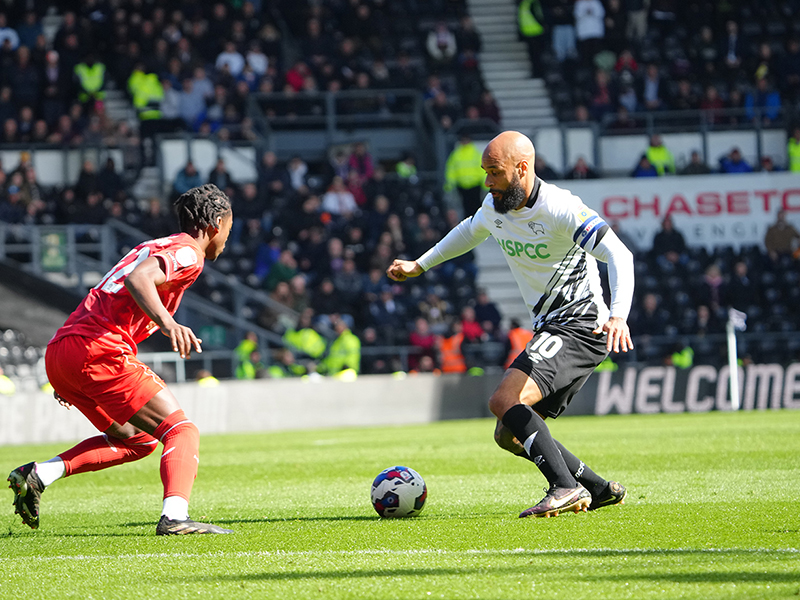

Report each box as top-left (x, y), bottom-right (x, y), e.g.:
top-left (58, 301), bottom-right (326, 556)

top-left (7, 184), bottom-right (234, 535)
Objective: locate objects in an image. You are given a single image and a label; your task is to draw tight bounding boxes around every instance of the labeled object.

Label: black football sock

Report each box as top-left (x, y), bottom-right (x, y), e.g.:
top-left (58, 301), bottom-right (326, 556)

top-left (501, 404), bottom-right (576, 489)
top-left (553, 440), bottom-right (607, 497)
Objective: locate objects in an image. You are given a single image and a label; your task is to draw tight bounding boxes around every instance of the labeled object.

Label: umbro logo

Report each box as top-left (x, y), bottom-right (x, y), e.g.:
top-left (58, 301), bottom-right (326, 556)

top-left (494, 219), bottom-right (503, 228)
top-left (528, 222), bottom-right (545, 235)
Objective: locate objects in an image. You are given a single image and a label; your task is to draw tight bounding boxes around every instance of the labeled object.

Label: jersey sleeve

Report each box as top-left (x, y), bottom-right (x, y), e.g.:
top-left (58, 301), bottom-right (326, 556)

top-left (557, 199), bottom-right (611, 252)
top-left (557, 196), bottom-right (634, 321)
top-left (417, 209), bottom-right (491, 271)
top-left (152, 242), bottom-right (204, 285)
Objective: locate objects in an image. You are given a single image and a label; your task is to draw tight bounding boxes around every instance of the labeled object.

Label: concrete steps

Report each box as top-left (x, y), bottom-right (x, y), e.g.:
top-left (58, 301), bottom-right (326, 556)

top-left (466, 0), bottom-right (555, 135)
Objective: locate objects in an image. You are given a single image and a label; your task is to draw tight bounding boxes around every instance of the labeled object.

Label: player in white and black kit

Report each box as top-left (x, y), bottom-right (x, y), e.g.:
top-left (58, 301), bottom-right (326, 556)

top-left (387, 131), bottom-right (635, 518)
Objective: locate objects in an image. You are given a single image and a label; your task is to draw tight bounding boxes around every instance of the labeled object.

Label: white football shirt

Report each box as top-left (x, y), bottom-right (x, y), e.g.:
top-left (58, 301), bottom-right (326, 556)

top-left (417, 179), bottom-right (634, 330)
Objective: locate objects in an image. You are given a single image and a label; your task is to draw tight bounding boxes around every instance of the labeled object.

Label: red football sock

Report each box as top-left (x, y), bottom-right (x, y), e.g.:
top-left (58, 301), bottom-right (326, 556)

top-left (153, 409), bottom-right (199, 502)
top-left (59, 432), bottom-right (158, 477)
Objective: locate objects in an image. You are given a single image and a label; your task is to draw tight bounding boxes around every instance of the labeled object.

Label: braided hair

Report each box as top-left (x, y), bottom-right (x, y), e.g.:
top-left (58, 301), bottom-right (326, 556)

top-left (174, 184), bottom-right (232, 233)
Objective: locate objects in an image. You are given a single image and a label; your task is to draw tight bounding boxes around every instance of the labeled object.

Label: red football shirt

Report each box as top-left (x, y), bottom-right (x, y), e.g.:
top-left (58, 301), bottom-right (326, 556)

top-left (50, 233), bottom-right (205, 352)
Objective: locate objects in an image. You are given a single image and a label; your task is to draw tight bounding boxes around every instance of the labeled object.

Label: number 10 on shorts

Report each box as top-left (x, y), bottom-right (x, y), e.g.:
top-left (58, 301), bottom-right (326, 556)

top-left (527, 332), bottom-right (563, 363)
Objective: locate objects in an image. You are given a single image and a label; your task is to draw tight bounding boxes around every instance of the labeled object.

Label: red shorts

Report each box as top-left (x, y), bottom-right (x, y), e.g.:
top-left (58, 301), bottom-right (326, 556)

top-left (45, 335), bottom-right (166, 432)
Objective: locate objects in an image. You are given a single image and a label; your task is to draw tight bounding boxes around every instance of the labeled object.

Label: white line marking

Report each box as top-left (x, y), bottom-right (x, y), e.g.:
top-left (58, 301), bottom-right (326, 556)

top-left (0, 547), bottom-right (797, 563)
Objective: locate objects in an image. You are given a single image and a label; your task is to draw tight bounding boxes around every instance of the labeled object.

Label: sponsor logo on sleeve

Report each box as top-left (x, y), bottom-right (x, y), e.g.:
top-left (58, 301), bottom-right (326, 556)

top-left (175, 246), bottom-right (198, 268)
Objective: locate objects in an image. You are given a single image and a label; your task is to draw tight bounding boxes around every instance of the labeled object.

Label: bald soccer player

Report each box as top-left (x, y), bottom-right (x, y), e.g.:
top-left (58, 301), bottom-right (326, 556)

top-left (387, 131), bottom-right (635, 518)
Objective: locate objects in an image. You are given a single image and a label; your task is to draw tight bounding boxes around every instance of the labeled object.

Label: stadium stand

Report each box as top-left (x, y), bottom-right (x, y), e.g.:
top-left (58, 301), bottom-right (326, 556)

top-left (0, 1), bottom-right (799, 385)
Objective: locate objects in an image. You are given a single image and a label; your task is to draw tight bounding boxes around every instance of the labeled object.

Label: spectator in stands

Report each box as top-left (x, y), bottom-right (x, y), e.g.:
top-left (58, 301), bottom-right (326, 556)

top-left (74, 54), bottom-right (106, 107)
top-left (764, 210), bottom-right (800, 262)
top-left (208, 158), bottom-right (232, 192)
top-left (322, 176), bottom-right (358, 219)
top-left (534, 155), bottom-right (560, 180)
top-left (264, 248), bottom-right (298, 292)
top-left (426, 21), bottom-right (457, 69)
top-left (744, 77), bottom-right (781, 125)
top-left (651, 215), bottom-right (688, 270)
top-left (718, 147), bottom-right (752, 174)
top-left (565, 156), bottom-right (599, 180)
top-left (573, 0), bottom-right (605, 68)
top-left (172, 161), bottom-right (203, 198)
top-left (140, 198), bottom-right (174, 240)
top-left (670, 79), bottom-right (699, 112)
top-left (408, 317), bottom-right (437, 371)
top-left (695, 263), bottom-right (725, 315)
top-left (624, 0), bottom-right (647, 42)
top-left (503, 318), bottom-right (533, 370)
top-left (630, 155), bottom-right (658, 177)
top-left (477, 90), bottom-right (501, 125)
top-left (8, 47), bottom-right (40, 110)
top-left (547, 0), bottom-right (577, 63)
top-left (680, 151), bottom-right (712, 176)
top-left (700, 85), bottom-right (725, 125)
top-left (287, 156), bottom-right (309, 193)
top-left (780, 38), bottom-right (800, 104)
top-left (97, 158), bottom-right (123, 200)
top-left (474, 289), bottom-right (502, 332)
top-left (726, 261), bottom-right (759, 313)
top-left (720, 20), bottom-right (744, 84)
top-left (0, 13), bottom-right (19, 50)
top-left (759, 156), bottom-right (780, 173)
top-left (216, 41), bottom-right (245, 78)
top-left (631, 292), bottom-right (669, 338)
top-left (518, 0), bottom-right (546, 76)
top-left (320, 318), bottom-right (361, 376)
top-left (725, 88), bottom-right (746, 126)
top-left (437, 321), bottom-right (467, 374)
top-left (348, 142), bottom-right (374, 185)
top-left (603, 0), bottom-right (627, 54)
top-left (74, 160), bottom-right (99, 200)
top-left (178, 78), bottom-right (206, 129)
top-left (645, 135), bottom-right (676, 175)
top-left (0, 365), bottom-right (16, 395)
top-left (640, 64), bottom-right (667, 111)
top-left (589, 69), bottom-right (615, 121)
top-left (789, 126), bottom-right (800, 173)
top-left (283, 308), bottom-right (327, 364)
top-left (444, 134), bottom-right (486, 216)
top-left (607, 105), bottom-right (639, 130)
top-left (396, 152), bottom-right (418, 181)
top-left (0, 184), bottom-right (25, 223)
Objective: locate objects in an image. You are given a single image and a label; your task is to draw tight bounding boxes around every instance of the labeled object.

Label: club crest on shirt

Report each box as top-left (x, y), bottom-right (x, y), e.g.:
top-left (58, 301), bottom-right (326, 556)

top-left (527, 222), bottom-right (544, 235)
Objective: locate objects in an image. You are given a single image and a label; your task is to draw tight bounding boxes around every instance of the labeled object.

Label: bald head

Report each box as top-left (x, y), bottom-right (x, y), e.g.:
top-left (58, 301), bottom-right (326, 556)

top-left (483, 131), bottom-right (536, 168)
top-left (481, 131), bottom-right (537, 213)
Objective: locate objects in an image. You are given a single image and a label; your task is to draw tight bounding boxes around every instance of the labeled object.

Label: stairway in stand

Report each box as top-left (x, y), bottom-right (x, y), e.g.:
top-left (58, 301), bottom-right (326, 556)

top-left (467, 0), bottom-right (557, 137)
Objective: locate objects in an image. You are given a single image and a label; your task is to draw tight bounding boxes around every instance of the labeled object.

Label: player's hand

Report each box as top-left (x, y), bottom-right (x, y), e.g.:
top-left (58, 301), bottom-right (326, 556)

top-left (54, 391), bottom-right (72, 409)
top-left (386, 259), bottom-right (424, 282)
top-left (593, 316), bottom-right (634, 353)
top-left (162, 319), bottom-right (203, 358)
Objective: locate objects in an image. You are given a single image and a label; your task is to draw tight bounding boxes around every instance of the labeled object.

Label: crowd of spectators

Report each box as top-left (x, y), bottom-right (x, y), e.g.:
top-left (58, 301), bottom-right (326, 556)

top-left (526, 0), bottom-right (800, 126)
top-left (2, 1), bottom-right (800, 381)
top-left (628, 212), bottom-right (800, 367)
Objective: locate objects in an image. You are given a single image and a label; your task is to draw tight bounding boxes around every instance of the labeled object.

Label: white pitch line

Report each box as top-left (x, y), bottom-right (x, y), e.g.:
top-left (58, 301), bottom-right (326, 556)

top-left (1, 547), bottom-right (798, 563)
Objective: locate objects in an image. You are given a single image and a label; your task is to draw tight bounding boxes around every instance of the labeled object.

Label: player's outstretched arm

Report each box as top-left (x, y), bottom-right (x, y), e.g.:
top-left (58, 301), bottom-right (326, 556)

top-left (593, 316), bottom-right (634, 353)
top-left (386, 259), bottom-right (424, 282)
top-left (124, 256), bottom-right (202, 358)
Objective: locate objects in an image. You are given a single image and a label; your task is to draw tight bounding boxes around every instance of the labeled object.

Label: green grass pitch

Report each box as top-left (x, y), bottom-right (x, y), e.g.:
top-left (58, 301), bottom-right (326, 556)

top-left (1, 410), bottom-right (798, 599)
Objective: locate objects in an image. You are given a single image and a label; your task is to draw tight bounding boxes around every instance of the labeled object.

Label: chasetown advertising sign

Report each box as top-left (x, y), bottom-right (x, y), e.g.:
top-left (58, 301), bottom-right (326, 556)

top-left (570, 363), bottom-right (800, 415)
top-left (559, 172), bottom-right (800, 250)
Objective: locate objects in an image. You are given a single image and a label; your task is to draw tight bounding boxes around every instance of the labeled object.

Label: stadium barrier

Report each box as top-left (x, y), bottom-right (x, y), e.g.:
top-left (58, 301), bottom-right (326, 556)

top-left (2, 362), bottom-right (799, 446)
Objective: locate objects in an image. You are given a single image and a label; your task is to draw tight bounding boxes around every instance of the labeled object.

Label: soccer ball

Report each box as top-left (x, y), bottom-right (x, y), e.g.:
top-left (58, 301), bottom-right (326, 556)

top-left (370, 466), bottom-right (427, 518)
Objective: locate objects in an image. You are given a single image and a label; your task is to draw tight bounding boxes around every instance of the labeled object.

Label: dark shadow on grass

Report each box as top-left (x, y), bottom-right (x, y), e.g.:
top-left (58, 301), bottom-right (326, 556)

top-left (121, 514), bottom-right (495, 527)
top-left (597, 572), bottom-right (800, 584)
top-left (166, 549), bottom-right (798, 585)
